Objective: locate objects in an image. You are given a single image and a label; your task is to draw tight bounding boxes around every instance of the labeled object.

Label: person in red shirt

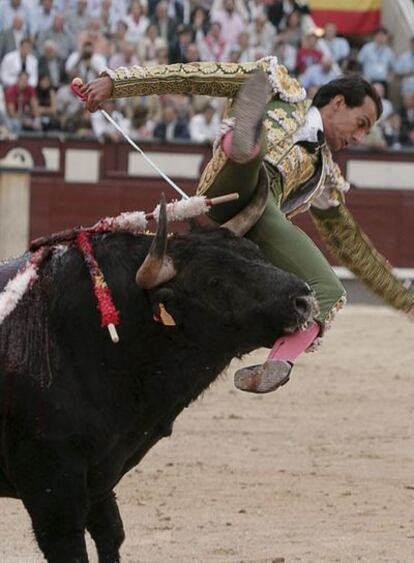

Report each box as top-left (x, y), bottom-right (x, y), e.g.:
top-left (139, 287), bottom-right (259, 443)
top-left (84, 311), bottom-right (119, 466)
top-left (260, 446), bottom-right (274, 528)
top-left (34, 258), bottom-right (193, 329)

top-left (296, 30), bottom-right (323, 75)
top-left (5, 70), bottom-right (41, 134)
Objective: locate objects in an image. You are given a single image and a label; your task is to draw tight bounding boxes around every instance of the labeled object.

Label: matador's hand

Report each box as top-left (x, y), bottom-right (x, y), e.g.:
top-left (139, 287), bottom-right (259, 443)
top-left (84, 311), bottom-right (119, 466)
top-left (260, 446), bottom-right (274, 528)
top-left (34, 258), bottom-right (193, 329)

top-left (80, 76), bottom-right (113, 112)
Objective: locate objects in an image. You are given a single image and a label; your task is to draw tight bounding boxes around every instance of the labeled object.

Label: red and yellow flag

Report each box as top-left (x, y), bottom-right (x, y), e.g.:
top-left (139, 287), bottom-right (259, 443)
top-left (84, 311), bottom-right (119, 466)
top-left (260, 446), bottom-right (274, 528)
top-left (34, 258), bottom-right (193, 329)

top-left (308, 0), bottom-right (382, 35)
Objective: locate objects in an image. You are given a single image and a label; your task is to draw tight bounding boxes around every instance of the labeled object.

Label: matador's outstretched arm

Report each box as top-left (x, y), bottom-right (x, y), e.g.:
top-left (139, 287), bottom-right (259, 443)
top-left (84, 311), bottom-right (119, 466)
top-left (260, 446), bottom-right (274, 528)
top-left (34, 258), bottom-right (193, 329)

top-left (310, 202), bottom-right (414, 314)
top-left (81, 58), bottom-right (306, 112)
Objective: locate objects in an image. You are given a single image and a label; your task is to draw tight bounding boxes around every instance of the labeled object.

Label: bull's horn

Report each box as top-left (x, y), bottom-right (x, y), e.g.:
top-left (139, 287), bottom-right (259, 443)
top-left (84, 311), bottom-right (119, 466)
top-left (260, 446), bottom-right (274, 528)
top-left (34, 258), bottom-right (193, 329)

top-left (136, 194), bottom-right (177, 289)
top-left (222, 165), bottom-right (269, 236)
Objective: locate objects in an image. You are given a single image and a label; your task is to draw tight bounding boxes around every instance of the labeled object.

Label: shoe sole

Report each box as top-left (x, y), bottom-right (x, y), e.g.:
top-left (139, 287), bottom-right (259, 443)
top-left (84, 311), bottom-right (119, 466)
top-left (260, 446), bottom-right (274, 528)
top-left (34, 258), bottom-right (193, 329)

top-left (234, 361), bottom-right (291, 394)
top-left (231, 70), bottom-right (270, 162)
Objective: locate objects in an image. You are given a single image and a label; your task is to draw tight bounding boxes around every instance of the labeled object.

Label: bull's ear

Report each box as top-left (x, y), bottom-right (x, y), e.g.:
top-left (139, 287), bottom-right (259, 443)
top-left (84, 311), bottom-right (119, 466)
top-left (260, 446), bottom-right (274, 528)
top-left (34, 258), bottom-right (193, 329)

top-left (151, 288), bottom-right (181, 327)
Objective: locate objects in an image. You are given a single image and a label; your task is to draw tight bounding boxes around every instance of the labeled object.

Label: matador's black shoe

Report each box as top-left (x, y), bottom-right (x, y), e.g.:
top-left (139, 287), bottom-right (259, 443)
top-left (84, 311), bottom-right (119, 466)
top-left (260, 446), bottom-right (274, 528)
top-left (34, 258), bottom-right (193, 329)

top-left (230, 69), bottom-right (270, 163)
top-left (234, 360), bottom-right (293, 394)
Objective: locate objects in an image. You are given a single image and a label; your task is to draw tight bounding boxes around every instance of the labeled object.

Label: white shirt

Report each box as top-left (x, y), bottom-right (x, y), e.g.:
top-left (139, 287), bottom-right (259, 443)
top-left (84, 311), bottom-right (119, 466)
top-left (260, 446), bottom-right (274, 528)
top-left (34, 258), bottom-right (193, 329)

top-left (91, 109), bottom-right (129, 141)
top-left (292, 105), bottom-right (323, 144)
top-left (0, 50), bottom-right (38, 88)
top-left (189, 112), bottom-right (221, 143)
top-left (65, 51), bottom-right (107, 83)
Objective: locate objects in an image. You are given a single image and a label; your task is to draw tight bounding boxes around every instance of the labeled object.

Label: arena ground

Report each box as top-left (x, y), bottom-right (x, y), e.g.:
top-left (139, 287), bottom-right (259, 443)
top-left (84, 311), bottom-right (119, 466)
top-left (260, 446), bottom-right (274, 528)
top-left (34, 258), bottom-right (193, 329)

top-left (1, 305), bottom-right (414, 563)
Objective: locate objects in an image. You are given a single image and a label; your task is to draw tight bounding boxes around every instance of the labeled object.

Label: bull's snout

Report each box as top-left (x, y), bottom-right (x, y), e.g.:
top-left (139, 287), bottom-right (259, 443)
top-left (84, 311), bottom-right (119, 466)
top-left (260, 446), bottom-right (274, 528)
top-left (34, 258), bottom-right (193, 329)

top-left (286, 292), bottom-right (319, 333)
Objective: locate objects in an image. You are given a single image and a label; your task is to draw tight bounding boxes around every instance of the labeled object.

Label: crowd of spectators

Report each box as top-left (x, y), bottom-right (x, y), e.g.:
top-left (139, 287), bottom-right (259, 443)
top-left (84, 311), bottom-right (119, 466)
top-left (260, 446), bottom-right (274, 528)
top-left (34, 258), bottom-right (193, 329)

top-left (0, 0), bottom-right (414, 150)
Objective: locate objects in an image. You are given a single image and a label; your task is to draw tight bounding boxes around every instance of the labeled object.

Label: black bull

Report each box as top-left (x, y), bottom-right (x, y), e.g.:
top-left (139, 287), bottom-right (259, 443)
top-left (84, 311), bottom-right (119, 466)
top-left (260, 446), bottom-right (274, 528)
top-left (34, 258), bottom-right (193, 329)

top-left (0, 193), bottom-right (315, 562)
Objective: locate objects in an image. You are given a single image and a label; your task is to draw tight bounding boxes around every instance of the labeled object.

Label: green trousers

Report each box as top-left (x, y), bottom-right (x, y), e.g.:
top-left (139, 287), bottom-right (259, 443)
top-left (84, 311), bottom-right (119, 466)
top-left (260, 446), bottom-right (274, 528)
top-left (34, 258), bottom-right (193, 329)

top-left (205, 153), bottom-right (346, 325)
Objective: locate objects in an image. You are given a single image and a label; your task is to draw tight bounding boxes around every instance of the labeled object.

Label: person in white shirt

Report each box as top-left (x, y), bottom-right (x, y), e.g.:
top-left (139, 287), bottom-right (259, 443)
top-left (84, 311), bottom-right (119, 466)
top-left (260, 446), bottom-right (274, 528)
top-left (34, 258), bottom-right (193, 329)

top-left (0, 14), bottom-right (25, 60)
top-left (211, 0), bottom-right (245, 47)
top-left (65, 40), bottom-right (106, 84)
top-left (300, 55), bottom-right (340, 92)
top-left (0, 37), bottom-right (38, 88)
top-left (90, 99), bottom-right (129, 142)
top-left (247, 13), bottom-right (277, 57)
top-left (124, 0), bottom-right (149, 43)
top-left (357, 27), bottom-right (395, 89)
top-left (32, 0), bottom-right (57, 38)
top-left (395, 37), bottom-right (414, 96)
top-left (0, 0), bottom-right (33, 35)
top-left (322, 22), bottom-right (350, 65)
top-left (189, 103), bottom-right (221, 143)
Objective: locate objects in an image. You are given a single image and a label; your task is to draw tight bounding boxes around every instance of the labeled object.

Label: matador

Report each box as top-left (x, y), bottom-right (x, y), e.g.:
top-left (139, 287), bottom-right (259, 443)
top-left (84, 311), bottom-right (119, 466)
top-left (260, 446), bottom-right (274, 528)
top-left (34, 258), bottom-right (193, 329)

top-left (81, 57), bottom-right (414, 393)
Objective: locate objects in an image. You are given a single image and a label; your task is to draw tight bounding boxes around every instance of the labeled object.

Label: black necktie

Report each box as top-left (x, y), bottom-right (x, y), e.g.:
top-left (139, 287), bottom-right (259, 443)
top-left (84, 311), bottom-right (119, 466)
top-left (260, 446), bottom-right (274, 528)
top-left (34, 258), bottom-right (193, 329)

top-left (295, 130), bottom-right (325, 154)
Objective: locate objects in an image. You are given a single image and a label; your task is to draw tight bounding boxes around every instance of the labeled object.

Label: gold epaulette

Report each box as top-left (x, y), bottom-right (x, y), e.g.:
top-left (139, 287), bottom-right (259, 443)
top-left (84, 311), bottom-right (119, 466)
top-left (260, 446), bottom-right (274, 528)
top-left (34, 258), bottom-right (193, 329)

top-left (310, 203), bottom-right (414, 312)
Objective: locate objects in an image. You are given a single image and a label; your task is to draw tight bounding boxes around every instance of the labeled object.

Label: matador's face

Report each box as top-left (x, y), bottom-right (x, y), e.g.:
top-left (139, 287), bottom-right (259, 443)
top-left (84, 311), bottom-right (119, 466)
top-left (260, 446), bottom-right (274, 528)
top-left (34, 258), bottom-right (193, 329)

top-left (322, 95), bottom-right (377, 152)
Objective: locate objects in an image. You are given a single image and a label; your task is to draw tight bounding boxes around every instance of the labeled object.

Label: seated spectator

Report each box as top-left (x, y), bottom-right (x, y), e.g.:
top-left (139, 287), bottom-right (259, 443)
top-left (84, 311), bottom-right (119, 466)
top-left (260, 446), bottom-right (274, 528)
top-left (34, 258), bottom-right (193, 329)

top-left (322, 22), bottom-right (350, 66)
top-left (211, 0), bottom-right (245, 47)
top-left (0, 0), bottom-right (33, 36)
top-left (36, 73), bottom-right (59, 131)
top-left (184, 42), bottom-right (200, 64)
top-left (399, 91), bottom-right (414, 146)
top-left (65, 40), bottom-right (106, 83)
top-left (55, 69), bottom-right (83, 131)
top-left (72, 107), bottom-right (93, 137)
top-left (67, 0), bottom-right (91, 37)
top-left (137, 23), bottom-right (165, 62)
top-left (248, 13), bottom-right (276, 57)
top-left (98, 0), bottom-right (122, 36)
top-left (169, 24), bottom-right (193, 64)
top-left (280, 9), bottom-right (303, 49)
top-left (0, 37), bottom-right (38, 88)
top-left (189, 102), bottom-right (220, 144)
top-left (235, 30), bottom-right (258, 63)
top-left (110, 40), bottom-right (140, 69)
top-left (341, 47), bottom-right (361, 74)
top-left (300, 55), bottom-right (339, 91)
top-left (38, 40), bottom-right (66, 89)
top-left (247, 0), bottom-right (266, 21)
top-left (273, 31), bottom-right (297, 74)
top-left (227, 44), bottom-right (242, 63)
top-left (0, 109), bottom-right (16, 139)
top-left (0, 15), bottom-right (25, 61)
top-left (87, 0), bottom-right (127, 25)
top-left (372, 81), bottom-right (393, 122)
top-left (154, 0), bottom-right (185, 24)
top-left (382, 112), bottom-right (403, 149)
top-left (124, 0), bottom-right (149, 43)
top-left (78, 18), bottom-right (112, 57)
top-left (359, 123), bottom-right (387, 150)
top-left (296, 31), bottom-right (323, 75)
top-left (357, 27), bottom-right (395, 93)
top-left (37, 14), bottom-right (75, 62)
top-left (191, 6), bottom-right (210, 44)
top-left (395, 37), bottom-right (414, 96)
top-left (145, 43), bottom-right (169, 66)
top-left (153, 103), bottom-right (190, 142)
top-left (128, 105), bottom-right (154, 139)
top-left (91, 99), bottom-right (127, 142)
top-left (198, 21), bottom-right (229, 62)
top-left (150, 0), bottom-right (177, 45)
top-left (167, 93), bottom-right (193, 124)
top-left (111, 20), bottom-right (128, 54)
top-left (33, 0), bottom-right (57, 38)
top-left (5, 70), bottom-right (41, 134)
top-left (267, 0), bottom-right (309, 31)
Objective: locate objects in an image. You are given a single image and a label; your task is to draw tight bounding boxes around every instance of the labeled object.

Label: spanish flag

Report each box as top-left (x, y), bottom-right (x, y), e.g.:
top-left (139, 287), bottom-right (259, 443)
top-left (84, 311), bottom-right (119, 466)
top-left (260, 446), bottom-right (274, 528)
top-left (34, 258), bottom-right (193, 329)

top-left (308, 0), bottom-right (382, 35)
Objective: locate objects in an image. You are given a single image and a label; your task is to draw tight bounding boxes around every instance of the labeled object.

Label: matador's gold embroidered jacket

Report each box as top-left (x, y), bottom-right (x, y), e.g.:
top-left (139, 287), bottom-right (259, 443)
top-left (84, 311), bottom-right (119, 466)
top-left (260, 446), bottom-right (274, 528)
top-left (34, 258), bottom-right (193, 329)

top-left (104, 56), bottom-right (414, 313)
